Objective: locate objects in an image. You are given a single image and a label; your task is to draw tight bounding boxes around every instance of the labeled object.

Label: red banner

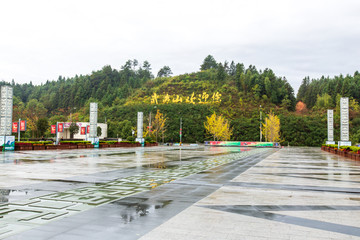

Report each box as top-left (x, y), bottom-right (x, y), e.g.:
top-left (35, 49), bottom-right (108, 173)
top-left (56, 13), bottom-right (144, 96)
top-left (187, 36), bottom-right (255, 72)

top-left (87, 125), bottom-right (90, 134)
top-left (12, 122), bottom-right (18, 133)
top-left (20, 120), bottom-right (26, 131)
top-left (58, 123), bottom-right (64, 132)
top-left (80, 127), bottom-right (86, 135)
top-left (51, 125), bottom-right (56, 134)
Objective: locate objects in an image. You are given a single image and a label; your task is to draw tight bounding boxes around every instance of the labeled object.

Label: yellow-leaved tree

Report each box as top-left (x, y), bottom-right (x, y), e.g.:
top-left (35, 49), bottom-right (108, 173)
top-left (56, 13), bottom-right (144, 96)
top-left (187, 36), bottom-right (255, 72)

top-left (204, 112), bottom-right (232, 141)
top-left (152, 109), bottom-right (167, 142)
top-left (262, 111), bottom-right (280, 142)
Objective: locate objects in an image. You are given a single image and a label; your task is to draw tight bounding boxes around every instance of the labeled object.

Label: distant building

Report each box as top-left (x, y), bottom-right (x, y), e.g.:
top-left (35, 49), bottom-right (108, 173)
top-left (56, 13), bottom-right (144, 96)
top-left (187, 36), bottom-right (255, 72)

top-left (57, 122), bottom-right (107, 140)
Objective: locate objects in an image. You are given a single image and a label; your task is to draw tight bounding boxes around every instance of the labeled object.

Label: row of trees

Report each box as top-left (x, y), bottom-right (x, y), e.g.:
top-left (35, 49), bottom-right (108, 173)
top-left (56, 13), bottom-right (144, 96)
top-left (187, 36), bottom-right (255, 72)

top-left (297, 72), bottom-right (360, 109)
top-left (200, 55), bottom-right (296, 110)
top-left (5, 55), bottom-right (359, 145)
top-left (8, 60), bottom-right (173, 114)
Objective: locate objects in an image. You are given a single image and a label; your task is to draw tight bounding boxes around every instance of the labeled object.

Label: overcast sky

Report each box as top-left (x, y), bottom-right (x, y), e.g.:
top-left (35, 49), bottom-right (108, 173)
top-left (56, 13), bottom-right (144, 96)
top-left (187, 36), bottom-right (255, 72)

top-left (1, 0), bottom-right (359, 93)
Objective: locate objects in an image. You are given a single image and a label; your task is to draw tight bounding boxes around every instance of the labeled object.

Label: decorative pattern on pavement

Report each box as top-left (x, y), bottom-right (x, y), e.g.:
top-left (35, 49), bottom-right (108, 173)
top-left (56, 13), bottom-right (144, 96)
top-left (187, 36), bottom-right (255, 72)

top-left (200, 204), bottom-right (360, 237)
top-left (0, 148), bottom-right (268, 239)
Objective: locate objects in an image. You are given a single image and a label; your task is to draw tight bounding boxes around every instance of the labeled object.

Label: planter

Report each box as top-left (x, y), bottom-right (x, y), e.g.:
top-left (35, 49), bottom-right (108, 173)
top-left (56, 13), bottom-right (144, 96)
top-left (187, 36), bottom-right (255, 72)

top-left (15, 145), bottom-right (33, 151)
top-left (33, 145), bottom-right (46, 150)
top-left (108, 144), bottom-right (118, 148)
top-left (99, 144), bottom-right (109, 148)
top-left (46, 145), bottom-right (58, 150)
top-left (57, 145), bottom-right (71, 149)
top-left (86, 144), bottom-right (94, 148)
top-left (69, 145), bottom-right (78, 149)
top-left (145, 143), bottom-right (158, 147)
top-left (77, 145), bottom-right (87, 149)
top-left (322, 145), bottom-right (360, 162)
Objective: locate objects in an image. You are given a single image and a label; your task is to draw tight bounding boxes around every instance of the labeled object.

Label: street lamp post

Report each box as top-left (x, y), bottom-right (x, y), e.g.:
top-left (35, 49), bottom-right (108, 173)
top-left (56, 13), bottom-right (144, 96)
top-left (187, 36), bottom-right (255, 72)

top-left (260, 105), bottom-right (262, 142)
top-left (179, 117), bottom-right (182, 146)
top-left (149, 112), bottom-right (151, 136)
top-left (18, 118), bottom-right (21, 142)
top-left (149, 106), bottom-right (156, 139)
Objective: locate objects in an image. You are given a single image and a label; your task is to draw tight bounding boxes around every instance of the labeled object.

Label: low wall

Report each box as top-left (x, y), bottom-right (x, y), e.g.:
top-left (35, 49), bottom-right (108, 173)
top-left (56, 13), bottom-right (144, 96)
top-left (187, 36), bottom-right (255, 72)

top-left (204, 141), bottom-right (279, 147)
top-left (321, 146), bottom-right (360, 161)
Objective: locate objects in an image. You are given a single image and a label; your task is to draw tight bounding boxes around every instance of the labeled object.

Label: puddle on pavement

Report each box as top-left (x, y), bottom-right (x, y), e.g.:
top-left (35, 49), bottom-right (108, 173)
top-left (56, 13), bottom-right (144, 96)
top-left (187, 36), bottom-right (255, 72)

top-left (112, 198), bottom-right (173, 224)
top-left (0, 189), bottom-right (32, 203)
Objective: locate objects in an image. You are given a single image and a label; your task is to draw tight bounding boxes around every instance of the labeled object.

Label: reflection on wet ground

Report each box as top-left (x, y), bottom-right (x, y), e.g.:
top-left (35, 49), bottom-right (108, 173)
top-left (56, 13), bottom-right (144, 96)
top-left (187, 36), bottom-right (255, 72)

top-left (113, 197), bottom-right (173, 224)
top-left (135, 147), bottom-right (360, 240)
top-left (0, 146), bottom-right (251, 188)
top-left (0, 146), bottom-right (267, 239)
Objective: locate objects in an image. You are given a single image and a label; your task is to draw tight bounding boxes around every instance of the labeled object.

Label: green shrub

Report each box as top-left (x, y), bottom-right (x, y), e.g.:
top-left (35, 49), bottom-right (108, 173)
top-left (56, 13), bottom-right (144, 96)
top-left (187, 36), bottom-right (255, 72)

top-left (60, 141), bottom-right (91, 145)
top-left (99, 140), bottom-right (118, 144)
top-left (19, 141), bottom-right (53, 145)
top-left (324, 144), bottom-right (338, 149)
top-left (127, 136), bottom-right (135, 141)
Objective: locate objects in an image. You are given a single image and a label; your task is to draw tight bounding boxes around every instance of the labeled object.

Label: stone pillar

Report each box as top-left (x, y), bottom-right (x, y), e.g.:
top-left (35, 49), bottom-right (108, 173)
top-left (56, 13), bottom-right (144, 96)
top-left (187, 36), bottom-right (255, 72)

top-left (339, 97), bottom-right (351, 147)
top-left (0, 86), bottom-right (15, 150)
top-left (136, 112), bottom-right (144, 146)
top-left (326, 109), bottom-right (335, 144)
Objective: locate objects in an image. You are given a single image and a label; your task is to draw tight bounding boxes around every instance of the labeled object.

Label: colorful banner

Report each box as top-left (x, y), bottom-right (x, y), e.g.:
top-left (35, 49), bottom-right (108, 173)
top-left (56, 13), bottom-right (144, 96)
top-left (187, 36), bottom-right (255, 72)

top-left (57, 123), bottom-right (64, 132)
top-left (204, 141), bottom-right (278, 148)
top-left (87, 125), bottom-right (90, 134)
top-left (51, 125), bottom-right (56, 134)
top-left (20, 120), bottom-right (27, 131)
top-left (12, 122), bottom-right (18, 133)
top-left (80, 127), bottom-right (86, 135)
top-left (0, 136), bottom-right (15, 151)
top-left (89, 137), bottom-right (99, 148)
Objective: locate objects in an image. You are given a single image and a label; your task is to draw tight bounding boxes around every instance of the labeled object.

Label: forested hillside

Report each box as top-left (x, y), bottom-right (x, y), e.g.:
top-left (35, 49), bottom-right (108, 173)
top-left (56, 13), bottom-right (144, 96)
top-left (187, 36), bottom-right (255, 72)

top-left (4, 55), bottom-right (360, 146)
top-left (297, 72), bottom-right (360, 109)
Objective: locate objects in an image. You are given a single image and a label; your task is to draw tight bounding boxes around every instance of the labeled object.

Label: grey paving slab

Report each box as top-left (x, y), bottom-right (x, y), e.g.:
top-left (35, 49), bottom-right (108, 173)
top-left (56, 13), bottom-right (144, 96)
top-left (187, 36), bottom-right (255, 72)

top-left (140, 147), bottom-right (360, 240)
top-left (0, 146), bottom-right (271, 239)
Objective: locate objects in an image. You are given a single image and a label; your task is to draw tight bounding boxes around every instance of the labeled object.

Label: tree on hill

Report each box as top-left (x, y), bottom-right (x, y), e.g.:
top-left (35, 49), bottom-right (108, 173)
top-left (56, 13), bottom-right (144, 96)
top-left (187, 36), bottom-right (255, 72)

top-left (157, 66), bottom-right (173, 78)
top-left (69, 122), bottom-right (79, 139)
top-left (152, 109), bottom-right (167, 142)
top-left (295, 101), bottom-right (307, 113)
top-left (204, 112), bottom-right (232, 141)
top-left (262, 111), bottom-right (280, 142)
top-left (200, 55), bottom-right (218, 70)
top-left (36, 118), bottom-right (49, 138)
top-left (217, 63), bottom-right (226, 82)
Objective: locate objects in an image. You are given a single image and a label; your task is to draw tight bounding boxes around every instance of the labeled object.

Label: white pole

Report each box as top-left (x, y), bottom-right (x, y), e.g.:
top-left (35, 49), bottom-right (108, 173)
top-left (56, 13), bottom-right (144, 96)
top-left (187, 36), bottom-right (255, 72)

top-left (149, 112), bottom-right (151, 135)
top-left (18, 118), bottom-right (20, 142)
top-left (260, 105), bottom-right (262, 142)
top-left (56, 122), bottom-right (58, 145)
top-left (180, 117), bottom-right (182, 145)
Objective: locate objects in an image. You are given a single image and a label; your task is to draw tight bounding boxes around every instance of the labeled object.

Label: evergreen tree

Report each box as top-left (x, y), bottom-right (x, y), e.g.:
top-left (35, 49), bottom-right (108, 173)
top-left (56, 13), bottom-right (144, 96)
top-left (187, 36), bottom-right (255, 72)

top-left (200, 55), bottom-right (218, 70)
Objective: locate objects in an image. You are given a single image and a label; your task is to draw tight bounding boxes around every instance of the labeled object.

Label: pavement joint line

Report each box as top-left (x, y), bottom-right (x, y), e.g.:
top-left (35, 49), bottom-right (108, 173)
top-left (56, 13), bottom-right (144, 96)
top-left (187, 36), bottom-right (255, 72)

top-left (200, 204), bottom-right (360, 237)
top-left (226, 182), bottom-right (360, 194)
top-left (0, 148), bottom-right (270, 239)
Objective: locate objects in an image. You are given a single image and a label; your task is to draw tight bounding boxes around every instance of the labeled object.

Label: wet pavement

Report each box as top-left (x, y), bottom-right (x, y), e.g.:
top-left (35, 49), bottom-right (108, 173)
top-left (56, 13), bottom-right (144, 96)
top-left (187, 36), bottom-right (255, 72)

top-left (1, 146), bottom-right (360, 239)
top-left (0, 146), bottom-right (269, 239)
top-left (140, 147), bottom-right (360, 240)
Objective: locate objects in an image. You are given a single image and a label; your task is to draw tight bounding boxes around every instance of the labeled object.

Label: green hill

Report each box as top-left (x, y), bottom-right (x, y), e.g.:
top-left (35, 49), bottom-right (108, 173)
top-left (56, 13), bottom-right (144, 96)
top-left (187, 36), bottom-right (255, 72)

top-left (5, 55), bottom-right (360, 146)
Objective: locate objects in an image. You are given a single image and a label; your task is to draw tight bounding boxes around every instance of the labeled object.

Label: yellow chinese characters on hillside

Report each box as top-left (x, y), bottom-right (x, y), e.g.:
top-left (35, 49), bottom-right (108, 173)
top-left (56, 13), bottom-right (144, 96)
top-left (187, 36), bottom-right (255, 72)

top-left (151, 92), bottom-right (221, 105)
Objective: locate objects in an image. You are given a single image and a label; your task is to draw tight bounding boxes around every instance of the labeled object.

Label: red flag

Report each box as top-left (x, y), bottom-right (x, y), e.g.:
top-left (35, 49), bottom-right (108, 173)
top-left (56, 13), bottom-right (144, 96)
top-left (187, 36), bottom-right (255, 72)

top-left (12, 122), bottom-right (18, 133)
top-left (81, 127), bottom-right (86, 135)
top-left (20, 120), bottom-right (26, 131)
top-left (51, 125), bottom-right (56, 134)
top-left (58, 123), bottom-right (64, 132)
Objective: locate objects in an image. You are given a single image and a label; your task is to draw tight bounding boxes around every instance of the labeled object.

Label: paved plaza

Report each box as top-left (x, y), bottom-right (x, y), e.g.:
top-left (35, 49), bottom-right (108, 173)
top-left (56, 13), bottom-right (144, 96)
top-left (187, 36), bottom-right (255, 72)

top-left (0, 146), bottom-right (359, 239)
